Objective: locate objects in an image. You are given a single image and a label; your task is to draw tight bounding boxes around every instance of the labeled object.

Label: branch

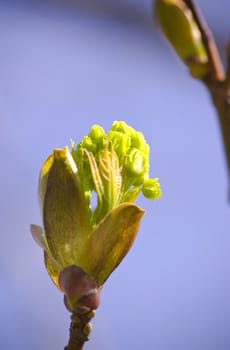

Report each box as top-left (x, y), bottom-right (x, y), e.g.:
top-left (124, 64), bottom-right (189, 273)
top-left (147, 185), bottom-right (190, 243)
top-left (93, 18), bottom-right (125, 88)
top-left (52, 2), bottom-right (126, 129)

top-left (155, 0), bottom-right (230, 194)
top-left (185, 0), bottom-right (230, 189)
top-left (206, 81), bottom-right (230, 189)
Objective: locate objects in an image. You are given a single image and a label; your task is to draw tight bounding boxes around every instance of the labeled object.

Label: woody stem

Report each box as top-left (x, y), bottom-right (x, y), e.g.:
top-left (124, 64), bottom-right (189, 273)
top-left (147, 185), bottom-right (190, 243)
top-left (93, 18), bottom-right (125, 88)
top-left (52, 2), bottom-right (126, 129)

top-left (64, 307), bottom-right (96, 350)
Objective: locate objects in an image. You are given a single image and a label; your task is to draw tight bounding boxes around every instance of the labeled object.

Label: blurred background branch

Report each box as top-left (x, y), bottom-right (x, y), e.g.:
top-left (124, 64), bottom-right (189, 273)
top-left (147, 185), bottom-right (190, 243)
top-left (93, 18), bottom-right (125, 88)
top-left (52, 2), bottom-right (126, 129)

top-left (155, 0), bottom-right (230, 194)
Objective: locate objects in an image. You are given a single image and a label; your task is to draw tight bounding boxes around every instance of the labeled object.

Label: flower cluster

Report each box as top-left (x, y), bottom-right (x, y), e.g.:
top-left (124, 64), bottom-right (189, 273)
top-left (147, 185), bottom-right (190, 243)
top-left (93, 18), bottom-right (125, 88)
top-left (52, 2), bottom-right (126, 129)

top-left (71, 121), bottom-right (161, 227)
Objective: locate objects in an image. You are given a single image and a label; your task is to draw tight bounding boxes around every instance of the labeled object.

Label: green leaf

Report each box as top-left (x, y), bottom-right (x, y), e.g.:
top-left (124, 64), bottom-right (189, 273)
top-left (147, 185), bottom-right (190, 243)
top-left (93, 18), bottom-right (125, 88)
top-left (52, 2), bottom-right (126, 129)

top-left (44, 251), bottom-right (61, 288)
top-left (41, 147), bottom-right (90, 268)
top-left (79, 203), bottom-right (145, 286)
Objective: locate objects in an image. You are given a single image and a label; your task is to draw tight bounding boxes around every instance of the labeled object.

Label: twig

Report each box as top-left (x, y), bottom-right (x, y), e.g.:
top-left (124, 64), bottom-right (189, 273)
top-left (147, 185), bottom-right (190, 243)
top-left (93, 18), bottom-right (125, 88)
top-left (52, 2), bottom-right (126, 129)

top-left (183, 0), bottom-right (230, 192)
top-left (225, 41), bottom-right (230, 88)
top-left (206, 81), bottom-right (230, 189)
top-left (64, 307), bottom-right (95, 350)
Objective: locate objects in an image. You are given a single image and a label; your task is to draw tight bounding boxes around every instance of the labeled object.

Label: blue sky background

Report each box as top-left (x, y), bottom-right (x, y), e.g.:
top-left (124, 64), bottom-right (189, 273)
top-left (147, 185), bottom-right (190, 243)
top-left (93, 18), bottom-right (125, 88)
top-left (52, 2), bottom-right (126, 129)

top-left (1, 0), bottom-right (230, 349)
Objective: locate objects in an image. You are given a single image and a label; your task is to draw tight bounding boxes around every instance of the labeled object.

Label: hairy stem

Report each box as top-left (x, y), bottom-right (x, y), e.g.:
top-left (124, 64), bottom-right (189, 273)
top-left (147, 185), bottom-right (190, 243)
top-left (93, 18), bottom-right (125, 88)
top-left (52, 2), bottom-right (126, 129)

top-left (64, 308), bottom-right (95, 350)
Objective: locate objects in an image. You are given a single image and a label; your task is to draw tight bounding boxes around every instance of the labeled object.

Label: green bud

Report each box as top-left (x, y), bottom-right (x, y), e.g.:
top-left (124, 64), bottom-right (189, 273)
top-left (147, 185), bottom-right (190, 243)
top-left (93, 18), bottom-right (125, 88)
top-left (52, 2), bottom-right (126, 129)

top-left (107, 130), bottom-right (130, 160)
top-left (142, 178), bottom-right (162, 200)
top-left (88, 125), bottom-right (106, 149)
top-left (155, 0), bottom-right (210, 78)
top-left (125, 148), bottom-right (147, 185)
top-left (77, 136), bottom-right (96, 154)
top-left (110, 120), bottom-right (133, 134)
top-left (31, 121), bottom-right (161, 299)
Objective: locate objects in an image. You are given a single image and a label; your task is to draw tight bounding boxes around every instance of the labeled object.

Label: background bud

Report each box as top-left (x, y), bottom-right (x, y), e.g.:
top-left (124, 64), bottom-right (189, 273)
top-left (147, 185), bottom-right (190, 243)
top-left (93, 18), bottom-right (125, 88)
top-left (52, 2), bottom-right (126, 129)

top-left (155, 0), bottom-right (210, 78)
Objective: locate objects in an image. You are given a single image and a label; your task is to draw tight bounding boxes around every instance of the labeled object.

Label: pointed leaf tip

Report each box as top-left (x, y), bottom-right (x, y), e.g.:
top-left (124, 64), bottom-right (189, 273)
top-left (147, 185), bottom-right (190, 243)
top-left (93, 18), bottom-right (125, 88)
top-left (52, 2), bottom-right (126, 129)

top-left (30, 224), bottom-right (48, 250)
